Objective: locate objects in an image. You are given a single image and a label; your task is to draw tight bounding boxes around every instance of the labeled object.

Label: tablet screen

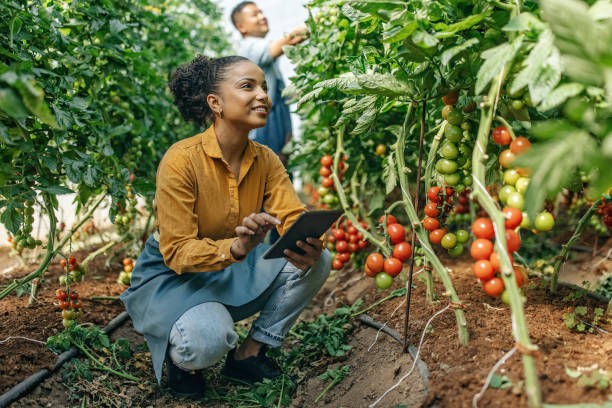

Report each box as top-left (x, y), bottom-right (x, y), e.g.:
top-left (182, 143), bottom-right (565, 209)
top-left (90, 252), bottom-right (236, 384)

top-left (262, 210), bottom-right (343, 259)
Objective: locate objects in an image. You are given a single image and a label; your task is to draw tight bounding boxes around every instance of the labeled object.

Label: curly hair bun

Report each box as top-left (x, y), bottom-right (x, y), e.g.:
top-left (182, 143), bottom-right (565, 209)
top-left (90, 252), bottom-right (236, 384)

top-left (169, 55), bottom-right (248, 125)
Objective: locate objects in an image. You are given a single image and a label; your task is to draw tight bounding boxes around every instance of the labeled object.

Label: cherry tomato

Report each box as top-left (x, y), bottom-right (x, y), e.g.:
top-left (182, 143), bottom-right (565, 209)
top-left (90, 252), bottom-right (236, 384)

top-left (492, 126), bottom-right (512, 145)
top-left (321, 177), bottom-right (333, 188)
top-left (514, 267), bottom-right (526, 287)
top-left (427, 187), bottom-right (442, 203)
top-left (473, 260), bottom-right (495, 280)
top-left (335, 240), bottom-right (348, 253)
top-left (383, 258), bottom-right (403, 277)
top-left (62, 309), bottom-right (76, 320)
top-left (446, 109), bottom-right (463, 126)
top-left (470, 238), bottom-right (494, 260)
top-left (505, 229), bottom-right (521, 252)
top-left (448, 243), bottom-right (464, 256)
top-left (499, 149), bottom-right (516, 168)
top-left (68, 256), bottom-right (77, 266)
top-left (327, 234), bottom-right (336, 243)
top-left (69, 291), bottom-right (79, 300)
top-left (333, 228), bottom-right (346, 241)
top-left (348, 242), bottom-right (359, 253)
top-left (124, 264), bottom-right (134, 273)
top-left (534, 211), bottom-right (555, 231)
top-left (442, 90), bottom-right (459, 106)
top-left (379, 214), bottom-right (397, 225)
top-left (423, 217), bottom-right (440, 231)
top-left (366, 253), bottom-right (384, 274)
top-left (503, 169), bottom-right (520, 186)
top-left (358, 240), bottom-right (368, 249)
top-left (424, 202), bottom-right (440, 218)
top-left (429, 229), bottom-right (446, 245)
top-left (339, 252), bottom-right (351, 263)
top-left (347, 226), bottom-right (358, 235)
top-left (58, 300), bottom-right (70, 310)
top-left (70, 300), bottom-right (82, 309)
top-left (393, 242), bottom-right (412, 261)
top-left (506, 192), bottom-right (525, 210)
top-left (456, 229), bottom-right (469, 243)
top-left (320, 166), bottom-right (331, 177)
top-left (122, 258), bottom-right (132, 266)
top-left (387, 223), bottom-right (406, 244)
top-left (320, 155), bottom-right (333, 167)
top-left (332, 259), bottom-right (344, 270)
top-left (375, 144), bottom-right (387, 156)
top-left (510, 137), bottom-right (531, 155)
top-left (441, 233), bottom-right (457, 249)
top-left (502, 207), bottom-right (523, 229)
top-left (483, 277), bottom-right (505, 297)
top-left (364, 264), bottom-right (377, 278)
top-left (55, 289), bottom-right (68, 301)
top-left (472, 218), bottom-right (495, 240)
top-left (445, 124), bottom-right (463, 142)
top-left (489, 251), bottom-right (514, 272)
top-left (441, 105), bottom-right (453, 120)
top-left (60, 259), bottom-right (67, 268)
top-left (375, 272), bottom-right (393, 289)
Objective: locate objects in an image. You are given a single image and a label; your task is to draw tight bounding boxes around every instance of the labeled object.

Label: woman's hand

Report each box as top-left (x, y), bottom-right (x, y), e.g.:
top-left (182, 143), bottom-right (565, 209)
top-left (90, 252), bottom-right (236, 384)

top-left (231, 212), bottom-right (280, 259)
top-left (284, 237), bottom-right (323, 271)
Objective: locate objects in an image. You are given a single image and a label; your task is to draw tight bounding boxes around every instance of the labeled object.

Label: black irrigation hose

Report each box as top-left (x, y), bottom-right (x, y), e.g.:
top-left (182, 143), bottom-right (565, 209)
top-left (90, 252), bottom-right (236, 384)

top-left (0, 311), bottom-right (130, 408)
top-left (359, 314), bottom-right (430, 399)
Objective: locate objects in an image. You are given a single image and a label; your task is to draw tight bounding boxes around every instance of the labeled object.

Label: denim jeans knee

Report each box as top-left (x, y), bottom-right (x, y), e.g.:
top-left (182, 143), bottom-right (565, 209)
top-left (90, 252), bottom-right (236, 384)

top-left (168, 302), bottom-right (238, 371)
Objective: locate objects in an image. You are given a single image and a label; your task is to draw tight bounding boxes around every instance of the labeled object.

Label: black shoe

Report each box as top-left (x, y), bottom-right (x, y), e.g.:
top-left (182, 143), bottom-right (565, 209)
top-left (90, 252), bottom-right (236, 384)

top-left (221, 346), bottom-right (281, 384)
top-left (165, 353), bottom-right (206, 399)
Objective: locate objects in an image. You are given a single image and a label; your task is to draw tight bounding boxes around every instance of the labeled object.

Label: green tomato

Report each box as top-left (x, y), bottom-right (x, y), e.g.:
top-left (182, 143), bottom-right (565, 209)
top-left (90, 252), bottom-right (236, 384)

top-left (446, 109), bottom-right (463, 126)
top-left (448, 243), bottom-right (464, 256)
top-left (435, 159), bottom-right (458, 175)
top-left (463, 175), bottom-right (473, 186)
top-left (444, 172), bottom-right (461, 186)
top-left (317, 186), bottom-right (329, 196)
top-left (444, 124), bottom-right (463, 143)
top-left (534, 211), bottom-right (555, 231)
top-left (439, 142), bottom-right (459, 159)
top-left (515, 177), bottom-right (530, 194)
top-left (322, 193), bottom-right (336, 205)
top-left (503, 169), bottom-right (520, 186)
top-left (511, 99), bottom-right (524, 111)
top-left (455, 184), bottom-right (466, 193)
top-left (62, 318), bottom-right (76, 329)
top-left (498, 185), bottom-right (517, 204)
top-left (441, 233), bottom-right (457, 249)
top-left (520, 212), bottom-right (531, 229)
top-left (375, 272), bottom-right (393, 290)
top-left (506, 192), bottom-right (525, 210)
top-left (455, 229), bottom-right (469, 243)
top-left (501, 290), bottom-right (510, 305)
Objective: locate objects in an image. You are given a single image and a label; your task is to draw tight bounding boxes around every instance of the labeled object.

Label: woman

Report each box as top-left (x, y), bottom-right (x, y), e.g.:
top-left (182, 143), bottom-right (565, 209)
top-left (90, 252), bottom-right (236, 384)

top-left (120, 55), bottom-right (331, 399)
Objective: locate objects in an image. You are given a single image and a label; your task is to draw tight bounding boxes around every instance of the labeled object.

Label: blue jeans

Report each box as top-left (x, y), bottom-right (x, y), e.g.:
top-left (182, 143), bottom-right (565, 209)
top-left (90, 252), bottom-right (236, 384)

top-left (167, 250), bottom-right (331, 371)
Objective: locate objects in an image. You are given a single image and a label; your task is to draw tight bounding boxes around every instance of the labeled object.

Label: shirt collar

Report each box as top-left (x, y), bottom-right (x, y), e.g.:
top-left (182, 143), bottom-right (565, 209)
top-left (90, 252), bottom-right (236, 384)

top-left (201, 125), bottom-right (258, 160)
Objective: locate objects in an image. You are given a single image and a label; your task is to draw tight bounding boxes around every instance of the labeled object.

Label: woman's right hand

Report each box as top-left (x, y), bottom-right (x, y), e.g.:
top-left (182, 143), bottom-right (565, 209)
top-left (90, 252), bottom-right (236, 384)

top-left (231, 212), bottom-right (280, 259)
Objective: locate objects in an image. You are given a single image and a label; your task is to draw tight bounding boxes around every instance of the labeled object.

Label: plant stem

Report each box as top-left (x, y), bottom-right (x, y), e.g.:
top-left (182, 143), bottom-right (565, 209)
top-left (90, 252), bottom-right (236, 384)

top-left (350, 289), bottom-right (406, 317)
top-left (395, 108), bottom-right (469, 345)
top-left (315, 376), bottom-right (345, 404)
top-left (472, 67), bottom-right (541, 407)
top-left (74, 343), bottom-right (139, 382)
top-left (550, 198), bottom-right (602, 293)
top-left (81, 237), bottom-right (122, 269)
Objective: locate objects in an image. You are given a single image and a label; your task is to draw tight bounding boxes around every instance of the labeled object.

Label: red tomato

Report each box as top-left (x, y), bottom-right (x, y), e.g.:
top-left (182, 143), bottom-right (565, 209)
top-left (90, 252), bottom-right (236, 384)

top-left (55, 289), bottom-right (68, 301)
top-left (393, 242), bottom-right (412, 261)
top-left (483, 277), bottom-right (505, 297)
top-left (502, 207), bottom-right (522, 229)
top-left (321, 155), bottom-right (333, 167)
top-left (505, 229), bottom-right (521, 252)
top-left (356, 232), bottom-right (364, 240)
top-left (379, 214), bottom-right (397, 225)
top-left (69, 291), bottom-right (79, 300)
top-left (332, 259), bottom-right (344, 270)
top-left (384, 257), bottom-right (403, 277)
top-left (424, 202), bottom-right (440, 217)
top-left (333, 228), bottom-right (346, 241)
top-left (364, 264), bottom-right (377, 278)
top-left (445, 187), bottom-right (454, 196)
top-left (366, 253), bottom-right (384, 274)
top-left (321, 177), bottom-right (334, 188)
top-left (427, 187), bottom-right (442, 203)
top-left (319, 166), bottom-right (331, 177)
top-left (338, 252), bottom-right (351, 263)
top-left (423, 217), bottom-right (440, 231)
top-left (70, 300), bottom-right (82, 309)
top-left (122, 258), bottom-right (132, 266)
top-left (358, 240), bottom-right (368, 249)
top-left (492, 126), bottom-right (512, 145)
top-left (327, 234), bottom-right (336, 244)
top-left (68, 256), bottom-right (77, 266)
top-left (472, 218), bottom-right (495, 239)
top-left (470, 239), bottom-right (494, 260)
top-left (349, 234), bottom-right (359, 243)
top-left (429, 229), bottom-right (446, 245)
top-left (510, 137), bottom-right (531, 155)
top-left (347, 226), bottom-right (358, 235)
top-left (489, 251), bottom-right (514, 272)
top-left (499, 149), bottom-right (515, 168)
top-left (473, 260), bottom-right (495, 280)
top-left (348, 242), bottom-right (359, 253)
top-left (58, 300), bottom-right (70, 310)
top-left (60, 259), bottom-right (66, 267)
top-left (387, 223), bottom-right (406, 244)
top-left (514, 267), bottom-right (526, 287)
top-left (336, 240), bottom-right (348, 253)
top-left (442, 90), bottom-right (459, 106)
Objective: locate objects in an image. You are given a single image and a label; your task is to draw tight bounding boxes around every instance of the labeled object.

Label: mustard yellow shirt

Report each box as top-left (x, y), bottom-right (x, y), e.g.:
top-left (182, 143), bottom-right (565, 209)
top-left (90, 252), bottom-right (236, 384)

top-left (153, 125), bottom-right (305, 274)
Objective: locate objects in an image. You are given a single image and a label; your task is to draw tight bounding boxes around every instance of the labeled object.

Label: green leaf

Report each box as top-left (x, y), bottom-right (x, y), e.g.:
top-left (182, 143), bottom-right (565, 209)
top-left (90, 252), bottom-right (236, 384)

top-left (39, 185), bottom-right (74, 194)
top-left (489, 373), bottom-right (513, 389)
top-left (383, 151), bottom-right (397, 194)
top-left (383, 21), bottom-right (418, 43)
top-left (514, 127), bottom-right (597, 221)
top-left (565, 365), bottom-right (583, 379)
top-left (434, 13), bottom-right (486, 38)
top-left (412, 30), bottom-right (439, 48)
top-left (15, 79), bottom-right (59, 128)
top-left (0, 88), bottom-right (28, 119)
top-left (539, 83), bottom-right (584, 110)
top-left (441, 38), bottom-right (479, 66)
top-left (0, 201), bottom-right (23, 235)
top-left (109, 19), bottom-right (128, 34)
top-left (475, 36), bottom-right (523, 95)
top-left (355, 73), bottom-right (415, 97)
top-left (503, 12), bottom-right (547, 32)
top-left (52, 105), bottom-right (73, 129)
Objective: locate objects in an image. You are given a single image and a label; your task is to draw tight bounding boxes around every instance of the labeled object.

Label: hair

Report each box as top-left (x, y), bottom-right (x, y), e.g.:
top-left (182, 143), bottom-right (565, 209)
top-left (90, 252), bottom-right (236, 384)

top-left (168, 55), bottom-right (248, 125)
top-left (230, 1), bottom-right (255, 28)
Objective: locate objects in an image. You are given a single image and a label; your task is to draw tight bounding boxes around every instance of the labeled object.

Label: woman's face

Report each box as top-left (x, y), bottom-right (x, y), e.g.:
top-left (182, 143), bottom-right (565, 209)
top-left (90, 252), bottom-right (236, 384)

top-left (211, 60), bottom-right (271, 130)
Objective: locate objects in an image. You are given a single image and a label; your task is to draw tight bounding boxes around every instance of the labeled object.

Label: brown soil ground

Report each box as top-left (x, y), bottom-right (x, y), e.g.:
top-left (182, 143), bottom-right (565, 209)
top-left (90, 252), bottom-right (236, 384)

top-left (1, 244), bottom-right (611, 407)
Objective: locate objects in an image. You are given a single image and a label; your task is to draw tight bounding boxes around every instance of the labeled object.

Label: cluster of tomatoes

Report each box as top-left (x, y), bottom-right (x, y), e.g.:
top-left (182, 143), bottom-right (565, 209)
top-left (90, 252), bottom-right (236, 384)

top-left (117, 257), bottom-right (134, 285)
top-left (364, 215), bottom-right (412, 289)
top-left (597, 196), bottom-right (612, 230)
top-left (8, 201), bottom-right (42, 253)
top-left (470, 214), bottom-right (526, 299)
top-left (424, 186), bottom-right (470, 256)
top-left (58, 255), bottom-right (86, 285)
top-left (316, 155), bottom-right (346, 207)
top-left (55, 288), bottom-right (82, 329)
top-left (327, 219), bottom-right (369, 270)
top-left (492, 125), bottom-right (555, 232)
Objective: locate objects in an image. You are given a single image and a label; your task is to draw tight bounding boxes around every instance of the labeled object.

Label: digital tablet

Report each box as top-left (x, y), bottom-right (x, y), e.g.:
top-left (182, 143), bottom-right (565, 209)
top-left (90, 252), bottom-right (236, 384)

top-left (262, 210), bottom-right (343, 259)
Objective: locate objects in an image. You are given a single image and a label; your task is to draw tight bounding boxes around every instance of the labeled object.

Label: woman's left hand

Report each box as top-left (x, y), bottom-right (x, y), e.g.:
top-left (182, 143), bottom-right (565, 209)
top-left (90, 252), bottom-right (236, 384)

top-left (284, 237), bottom-right (323, 271)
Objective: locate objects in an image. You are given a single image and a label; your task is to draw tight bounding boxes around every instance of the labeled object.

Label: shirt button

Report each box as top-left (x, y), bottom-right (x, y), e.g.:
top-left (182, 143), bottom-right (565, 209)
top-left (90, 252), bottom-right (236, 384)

top-left (221, 254), bottom-right (225, 259)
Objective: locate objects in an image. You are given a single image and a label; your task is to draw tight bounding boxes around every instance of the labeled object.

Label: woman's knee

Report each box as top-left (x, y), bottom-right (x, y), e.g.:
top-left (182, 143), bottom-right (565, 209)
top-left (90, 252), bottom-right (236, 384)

top-left (169, 302), bottom-right (238, 370)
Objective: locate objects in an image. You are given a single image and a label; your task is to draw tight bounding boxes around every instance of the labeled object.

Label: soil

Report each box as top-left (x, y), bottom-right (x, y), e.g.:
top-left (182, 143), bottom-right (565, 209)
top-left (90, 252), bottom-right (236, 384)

top-left (1, 243), bottom-right (611, 407)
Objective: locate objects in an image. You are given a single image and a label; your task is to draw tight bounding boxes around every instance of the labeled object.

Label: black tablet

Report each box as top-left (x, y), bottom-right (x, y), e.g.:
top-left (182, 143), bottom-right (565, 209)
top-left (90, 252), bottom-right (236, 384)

top-left (262, 210), bottom-right (343, 259)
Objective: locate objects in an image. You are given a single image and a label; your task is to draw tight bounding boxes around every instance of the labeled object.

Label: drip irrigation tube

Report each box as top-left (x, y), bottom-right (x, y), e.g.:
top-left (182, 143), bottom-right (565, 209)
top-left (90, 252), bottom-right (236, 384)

top-left (0, 311), bottom-right (130, 408)
top-left (359, 314), bottom-right (430, 399)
